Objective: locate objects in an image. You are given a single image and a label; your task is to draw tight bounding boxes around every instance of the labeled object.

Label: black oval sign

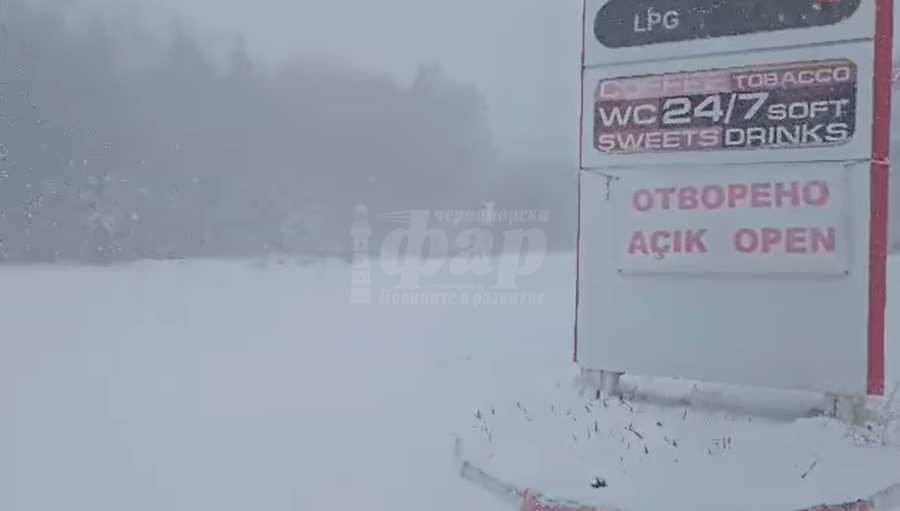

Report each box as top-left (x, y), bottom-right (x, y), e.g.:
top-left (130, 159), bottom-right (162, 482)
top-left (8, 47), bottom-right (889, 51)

top-left (594, 0), bottom-right (863, 49)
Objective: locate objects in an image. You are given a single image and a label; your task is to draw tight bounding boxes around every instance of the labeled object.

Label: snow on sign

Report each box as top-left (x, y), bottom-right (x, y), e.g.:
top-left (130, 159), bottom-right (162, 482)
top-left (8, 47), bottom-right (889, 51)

top-left (614, 165), bottom-right (850, 275)
top-left (594, 59), bottom-right (857, 154)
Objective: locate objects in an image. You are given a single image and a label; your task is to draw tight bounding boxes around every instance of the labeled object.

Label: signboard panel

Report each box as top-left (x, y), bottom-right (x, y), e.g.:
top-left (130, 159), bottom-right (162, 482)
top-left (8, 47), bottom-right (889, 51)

top-left (593, 0), bottom-right (863, 50)
top-left (595, 59), bottom-right (857, 155)
top-left (613, 165), bottom-right (851, 275)
top-left (584, 0), bottom-right (875, 66)
top-left (576, 163), bottom-right (871, 394)
top-left (581, 42), bottom-right (874, 168)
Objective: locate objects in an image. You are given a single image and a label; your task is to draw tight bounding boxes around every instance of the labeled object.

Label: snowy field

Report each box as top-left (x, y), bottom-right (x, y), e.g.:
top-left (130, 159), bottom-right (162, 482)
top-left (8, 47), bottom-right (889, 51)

top-left (1, 252), bottom-right (898, 511)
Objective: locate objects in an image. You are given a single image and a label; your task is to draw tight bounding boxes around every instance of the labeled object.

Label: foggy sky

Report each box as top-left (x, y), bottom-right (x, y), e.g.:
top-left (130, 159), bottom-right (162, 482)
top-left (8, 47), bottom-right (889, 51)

top-left (34, 0), bottom-right (900, 161)
top-left (40, 0), bottom-right (583, 159)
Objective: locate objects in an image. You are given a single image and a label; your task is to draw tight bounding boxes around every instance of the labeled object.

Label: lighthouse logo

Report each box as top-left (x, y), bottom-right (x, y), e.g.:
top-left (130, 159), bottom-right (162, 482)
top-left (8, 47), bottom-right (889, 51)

top-left (349, 204), bottom-right (372, 304)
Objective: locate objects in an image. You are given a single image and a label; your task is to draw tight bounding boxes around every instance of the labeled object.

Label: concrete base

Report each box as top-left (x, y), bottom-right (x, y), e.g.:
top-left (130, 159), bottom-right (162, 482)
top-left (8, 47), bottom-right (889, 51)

top-left (573, 369), bottom-right (864, 422)
top-left (826, 393), bottom-right (867, 426)
top-left (578, 368), bottom-right (623, 399)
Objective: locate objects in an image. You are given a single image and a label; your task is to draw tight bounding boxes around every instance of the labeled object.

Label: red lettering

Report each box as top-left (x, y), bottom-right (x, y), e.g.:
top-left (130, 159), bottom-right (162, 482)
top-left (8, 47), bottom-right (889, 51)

top-left (810, 227), bottom-right (836, 252)
top-left (656, 187), bottom-right (676, 210)
top-left (784, 227), bottom-right (806, 253)
top-left (633, 190), bottom-right (653, 212)
top-left (649, 230), bottom-right (669, 254)
top-left (684, 229), bottom-right (708, 252)
top-left (728, 184), bottom-right (748, 208)
top-left (678, 186), bottom-right (699, 210)
top-left (627, 231), bottom-right (649, 253)
top-left (733, 228), bottom-right (757, 253)
top-left (803, 180), bottom-right (829, 206)
top-left (761, 227), bottom-right (781, 252)
top-left (750, 183), bottom-right (772, 208)
top-left (774, 182), bottom-right (801, 207)
top-left (637, 180), bottom-right (831, 211)
top-left (628, 229), bottom-right (708, 255)
top-left (700, 185), bottom-right (725, 210)
top-left (732, 227), bottom-right (836, 254)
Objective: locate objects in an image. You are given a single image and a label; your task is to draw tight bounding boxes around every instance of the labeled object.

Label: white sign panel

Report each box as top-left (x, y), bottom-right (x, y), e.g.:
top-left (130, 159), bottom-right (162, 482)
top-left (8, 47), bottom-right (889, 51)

top-left (581, 41), bottom-right (874, 169)
top-left (614, 166), bottom-right (850, 276)
top-left (576, 161), bottom-right (871, 394)
top-left (584, 0), bottom-right (875, 67)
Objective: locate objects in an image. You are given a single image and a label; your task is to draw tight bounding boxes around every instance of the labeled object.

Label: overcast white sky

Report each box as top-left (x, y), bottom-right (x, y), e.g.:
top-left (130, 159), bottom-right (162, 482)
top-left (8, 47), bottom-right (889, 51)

top-left (205, 0), bottom-right (582, 159)
top-left (50, 0), bottom-right (583, 159)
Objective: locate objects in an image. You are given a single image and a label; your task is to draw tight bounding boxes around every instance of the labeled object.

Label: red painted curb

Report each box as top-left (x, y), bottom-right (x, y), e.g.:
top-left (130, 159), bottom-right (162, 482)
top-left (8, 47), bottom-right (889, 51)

top-left (460, 455), bottom-right (900, 511)
top-left (520, 488), bottom-right (893, 511)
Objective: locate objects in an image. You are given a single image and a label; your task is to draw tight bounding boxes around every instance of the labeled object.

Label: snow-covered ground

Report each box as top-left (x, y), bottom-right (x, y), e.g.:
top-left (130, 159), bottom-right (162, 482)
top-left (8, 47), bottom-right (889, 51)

top-left (1, 253), bottom-right (898, 511)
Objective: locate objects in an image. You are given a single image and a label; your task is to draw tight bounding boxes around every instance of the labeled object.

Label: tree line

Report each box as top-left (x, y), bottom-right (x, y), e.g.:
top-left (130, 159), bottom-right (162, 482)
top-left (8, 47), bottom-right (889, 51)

top-left (0, 0), bottom-right (577, 264)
